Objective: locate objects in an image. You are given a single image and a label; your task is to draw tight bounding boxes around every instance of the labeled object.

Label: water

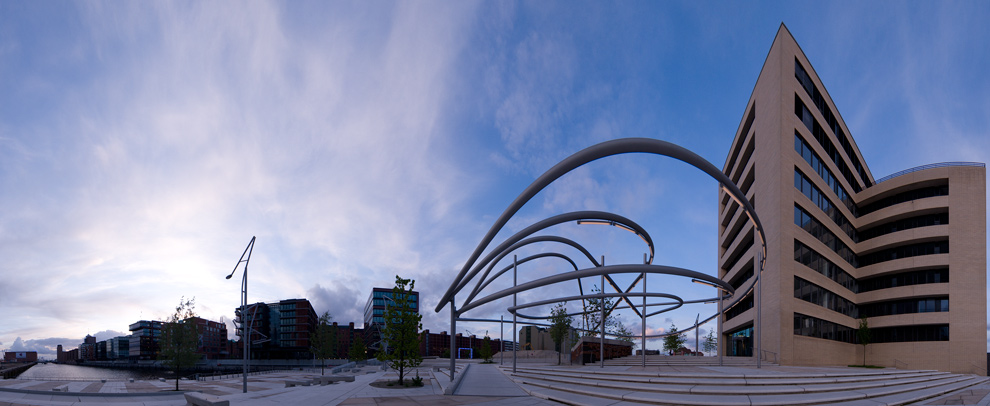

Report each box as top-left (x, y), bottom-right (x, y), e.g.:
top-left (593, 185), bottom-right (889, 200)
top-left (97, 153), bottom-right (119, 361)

top-left (16, 363), bottom-right (166, 381)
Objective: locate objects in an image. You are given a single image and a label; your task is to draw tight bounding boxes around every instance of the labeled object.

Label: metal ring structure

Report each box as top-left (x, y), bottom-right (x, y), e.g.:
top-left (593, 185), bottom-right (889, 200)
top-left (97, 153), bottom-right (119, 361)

top-left (437, 138), bottom-right (767, 375)
top-left (437, 137), bottom-right (765, 314)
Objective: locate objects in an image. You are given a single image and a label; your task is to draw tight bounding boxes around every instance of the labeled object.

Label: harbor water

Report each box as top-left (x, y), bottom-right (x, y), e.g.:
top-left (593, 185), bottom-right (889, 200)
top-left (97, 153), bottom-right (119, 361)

top-left (15, 363), bottom-right (167, 380)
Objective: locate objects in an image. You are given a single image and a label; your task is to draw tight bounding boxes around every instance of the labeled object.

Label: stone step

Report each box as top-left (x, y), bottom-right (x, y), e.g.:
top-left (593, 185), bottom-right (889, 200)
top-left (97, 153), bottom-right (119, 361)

top-left (509, 370), bottom-right (960, 396)
top-left (509, 367), bottom-right (986, 406)
top-left (510, 365), bottom-right (945, 382)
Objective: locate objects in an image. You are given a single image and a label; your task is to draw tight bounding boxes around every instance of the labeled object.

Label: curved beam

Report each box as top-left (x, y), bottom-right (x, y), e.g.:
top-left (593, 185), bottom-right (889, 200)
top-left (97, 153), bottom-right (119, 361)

top-left (510, 292), bottom-right (684, 321)
top-left (437, 137), bottom-right (765, 313)
top-left (457, 264), bottom-right (732, 315)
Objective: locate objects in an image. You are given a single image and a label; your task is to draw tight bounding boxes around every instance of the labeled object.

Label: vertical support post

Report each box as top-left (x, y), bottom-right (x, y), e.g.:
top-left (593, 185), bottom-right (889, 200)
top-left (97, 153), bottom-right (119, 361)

top-left (695, 314), bottom-right (699, 357)
top-left (642, 253), bottom-right (647, 368)
top-left (241, 276), bottom-right (248, 393)
top-left (756, 249), bottom-right (763, 369)
top-left (600, 255), bottom-right (605, 368)
top-left (500, 315), bottom-right (504, 365)
top-left (512, 255), bottom-right (518, 373)
top-left (450, 298), bottom-right (456, 382)
top-left (718, 288), bottom-right (723, 366)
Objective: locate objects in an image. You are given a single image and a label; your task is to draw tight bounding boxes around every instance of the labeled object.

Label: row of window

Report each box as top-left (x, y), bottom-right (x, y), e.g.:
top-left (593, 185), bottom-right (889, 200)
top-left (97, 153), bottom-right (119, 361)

top-left (794, 240), bottom-right (859, 292)
top-left (859, 212), bottom-right (949, 241)
top-left (722, 231), bottom-right (754, 272)
top-left (858, 268), bottom-right (948, 293)
top-left (860, 297), bottom-right (949, 318)
top-left (859, 184), bottom-right (950, 216)
top-left (795, 205), bottom-right (857, 267)
top-left (795, 133), bottom-right (856, 215)
top-left (859, 241), bottom-right (949, 267)
top-left (795, 169), bottom-right (858, 241)
top-left (725, 293), bottom-right (754, 321)
top-left (794, 60), bottom-right (870, 188)
top-left (795, 274), bottom-right (950, 318)
top-left (794, 277), bottom-right (858, 318)
top-left (794, 313), bottom-right (949, 343)
top-left (795, 96), bottom-right (865, 195)
top-left (725, 105), bottom-right (756, 180)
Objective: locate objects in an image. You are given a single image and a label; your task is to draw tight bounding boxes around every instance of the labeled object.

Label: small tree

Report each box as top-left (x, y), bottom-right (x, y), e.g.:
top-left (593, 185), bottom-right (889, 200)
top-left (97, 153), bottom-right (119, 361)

top-left (857, 316), bottom-right (871, 366)
top-left (310, 311), bottom-right (337, 375)
top-left (160, 297), bottom-right (200, 391)
top-left (662, 324), bottom-right (686, 354)
top-left (703, 331), bottom-right (717, 356)
top-left (479, 335), bottom-right (493, 363)
top-left (549, 302), bottom-right (573, 365)
top-left (585, 285), bottom-right (619, 337)
top-left (614, 322), bottom-right (636, 349)
top-left (348, 335), bottom-right (367, 363)
top-left (376, 275), bottom-right (423, 385)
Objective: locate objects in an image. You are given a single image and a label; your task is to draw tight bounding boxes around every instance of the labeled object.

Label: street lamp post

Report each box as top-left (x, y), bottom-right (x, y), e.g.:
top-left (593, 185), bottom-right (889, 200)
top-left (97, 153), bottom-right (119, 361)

top-left (226, 236), bottom-right (255, 394)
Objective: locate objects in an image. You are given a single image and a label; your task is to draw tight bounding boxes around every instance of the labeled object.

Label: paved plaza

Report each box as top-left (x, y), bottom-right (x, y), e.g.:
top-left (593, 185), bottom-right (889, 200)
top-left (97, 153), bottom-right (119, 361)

top-left (1, 360), bottom-right (989, 406)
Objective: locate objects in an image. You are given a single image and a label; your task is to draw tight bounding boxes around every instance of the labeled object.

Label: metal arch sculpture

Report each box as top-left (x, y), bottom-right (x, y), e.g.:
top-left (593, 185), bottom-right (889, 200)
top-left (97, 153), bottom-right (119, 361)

top-left (437, 138), bottom-right (765, 313)
top-left (437, 137), bottom-right (768, 378)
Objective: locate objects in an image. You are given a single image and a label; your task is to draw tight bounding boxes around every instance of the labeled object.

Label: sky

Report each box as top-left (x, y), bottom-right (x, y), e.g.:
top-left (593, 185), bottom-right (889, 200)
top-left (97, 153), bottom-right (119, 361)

top-left (1, 1), bottom-right (989, 360)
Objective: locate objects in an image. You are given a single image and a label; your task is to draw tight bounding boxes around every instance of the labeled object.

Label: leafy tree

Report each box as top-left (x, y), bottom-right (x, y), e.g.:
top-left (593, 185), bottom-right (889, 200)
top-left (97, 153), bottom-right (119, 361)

top-left (703, 331), bottom-right (717, 356)
top-left (376, 275), bottom-right (423, 385)
top-left (160, 297), bottom-right (200, 391)
top-left (549, 302), bottom-right (573, 365)
top-left (585, 285), bottom-right (619, 337)
top-left (614, 321), bottom-right (636, 349)
top-left (479, 335), bottom-right (493, 363)
top-left (348, 335), bottom-right (367, 363)
top-left (662, 324), bottom-right (686, 354)
top-left (310, 311), bottom-right (337, 375)
top-left (857, 316), bottom-right (871, 366)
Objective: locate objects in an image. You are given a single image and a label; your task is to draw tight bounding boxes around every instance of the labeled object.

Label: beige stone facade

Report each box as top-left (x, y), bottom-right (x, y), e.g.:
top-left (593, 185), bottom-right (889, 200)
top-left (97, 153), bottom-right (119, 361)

top-left (718, 25), bottom-right (986, 375)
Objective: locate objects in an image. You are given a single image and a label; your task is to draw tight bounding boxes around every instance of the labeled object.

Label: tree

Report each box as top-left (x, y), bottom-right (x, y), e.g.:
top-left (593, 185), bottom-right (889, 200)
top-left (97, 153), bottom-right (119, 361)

top-left (549, 302), bottom-right (573, 365)
top-left (857, 316), bottom-right (871, 366)
top-left (376, 275), bottom-right (423, 385)
top-left (160, 297), bottom-right (200, 391)
top-left (479, 335), bottom-right (493, 363)
top-left (703, 331), bottom-right (717, 356)
top-left (614, 321), bottom-right (636, 349)
top-left (585, 285), bottom-right (619, 337)
top-left (662, 324), bottom-right (686, 354)
top-left (310, 311), bottom-right (337, 375)
top-left (348, 335), bottom-right (367, 363)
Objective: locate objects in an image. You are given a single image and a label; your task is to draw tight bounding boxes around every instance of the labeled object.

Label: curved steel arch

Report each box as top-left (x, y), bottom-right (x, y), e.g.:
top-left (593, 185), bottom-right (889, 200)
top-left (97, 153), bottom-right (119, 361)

top-left (437, 137), bottom-right (765, 313)
top-left (466, 235), bottom-right (597, 306)
top-left (457, 264), bottom-right (733, 315)
top-left (510, 292), bottom-right (685, 321)
top-left (451, 210), bottom-right (652, 301)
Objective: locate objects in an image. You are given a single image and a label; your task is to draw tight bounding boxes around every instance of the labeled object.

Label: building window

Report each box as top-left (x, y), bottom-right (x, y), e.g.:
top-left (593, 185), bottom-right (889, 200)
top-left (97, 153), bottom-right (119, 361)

top-left (725, 293), bottom-right (754, 321)
top-left (858, 268), bottom-right (949, 292)
top-left (794, 277), bottom-right (858, 318)
top-left (860, 296), bottom-right (949, 317)
top-left (794, 205), bottom-right (857, 266)
top-left (858, 241), bottom-right (949, 267)
top-left (794, 240), bottom-right (858, 293)
top-left (726, 326), bottom-right (753, 357)
top-left (794, 169), bottom-right (857, 241)
top-left (858, 184), bottom-right (949, 216)
top-left (859, 213), bottom-right (949, 241)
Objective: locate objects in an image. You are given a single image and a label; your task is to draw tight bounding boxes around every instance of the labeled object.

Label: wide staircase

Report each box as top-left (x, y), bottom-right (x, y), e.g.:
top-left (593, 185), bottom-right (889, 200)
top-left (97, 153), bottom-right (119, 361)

top-left (502, 364), bottom-right (988, 406)
top-left (600, 354), bottom-right (773, 367)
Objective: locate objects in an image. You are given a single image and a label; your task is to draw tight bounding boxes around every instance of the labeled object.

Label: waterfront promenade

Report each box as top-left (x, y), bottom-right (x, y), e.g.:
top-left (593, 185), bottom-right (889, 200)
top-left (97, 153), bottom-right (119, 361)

top-left (2, 359), bottom-right (990, 405)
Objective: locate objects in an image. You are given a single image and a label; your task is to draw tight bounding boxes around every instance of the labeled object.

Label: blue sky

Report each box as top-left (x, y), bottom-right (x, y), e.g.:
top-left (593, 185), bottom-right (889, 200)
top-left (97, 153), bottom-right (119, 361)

top-left (1, 2), bottom-right (988, 359)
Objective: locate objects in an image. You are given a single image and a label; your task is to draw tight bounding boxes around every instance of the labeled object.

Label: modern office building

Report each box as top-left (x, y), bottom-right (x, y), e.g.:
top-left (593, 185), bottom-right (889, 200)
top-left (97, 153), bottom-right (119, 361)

top-left (233, 298), bottom-right (317, 359)
top-left (718, 25), bottom-right (986, 374)
top-left (129, 320), bottom-right (162, 360)
top-left (364, 287), bottom-right (419, 356)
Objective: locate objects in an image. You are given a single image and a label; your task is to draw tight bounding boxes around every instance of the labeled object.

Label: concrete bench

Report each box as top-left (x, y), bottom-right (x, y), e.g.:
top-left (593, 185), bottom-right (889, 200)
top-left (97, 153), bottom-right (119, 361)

top-left (184, 392), bottom-right (229, 406)
top-left (284, 379), bottom-right (312, 388)
top-left (52, 385), bottom-right (69, 392)
top-left (313, 375), bottom-right (355, 385)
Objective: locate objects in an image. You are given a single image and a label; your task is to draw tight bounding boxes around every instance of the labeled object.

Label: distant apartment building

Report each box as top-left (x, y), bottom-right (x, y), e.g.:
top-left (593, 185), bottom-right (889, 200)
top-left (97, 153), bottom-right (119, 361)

top-left (330, 322), bottom-right (365, 359)
top-left (79, 334), bottom-right (97, 361)
top-left (3, 351), bottom-right (37, 362)
top-left (106, 336), bottom-right (130, 360)
top-left (418, 330), bottom-right (507, 359)
top-left (364, 287), bottom-right (419, 356)
top-left (519, 326), bottom-right (555, 351)
top-left (129, 320), bottom-right (162, 360)
top-left (233, 298), bottom-right (317, 359)
top-left (187, 317), bottom-right (228, 360)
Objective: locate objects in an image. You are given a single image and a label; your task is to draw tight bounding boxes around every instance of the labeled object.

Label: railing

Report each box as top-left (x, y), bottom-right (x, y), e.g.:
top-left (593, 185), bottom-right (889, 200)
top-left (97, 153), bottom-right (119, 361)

top-left (970, 361), bottom-right (986, 375)
top-left (761, 350), bottom-right (778, 364)
top-left (875, 162), bottom-right (985, 183)
top-left (197, 367), bottom-right (289, 381)
top-left (894, 359), bottom-right (908, 369)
